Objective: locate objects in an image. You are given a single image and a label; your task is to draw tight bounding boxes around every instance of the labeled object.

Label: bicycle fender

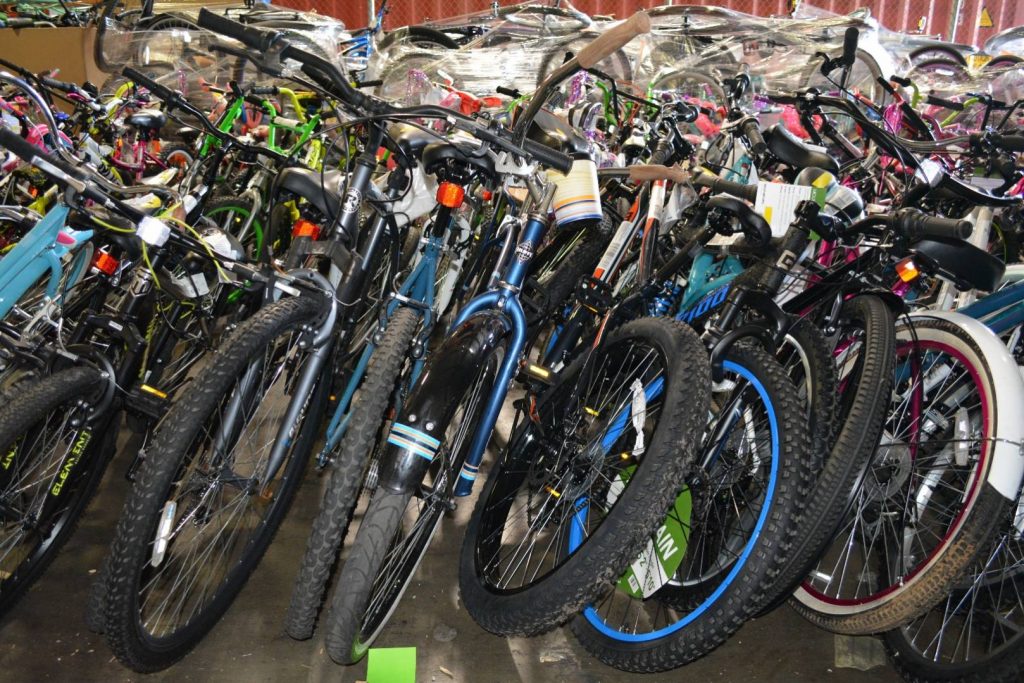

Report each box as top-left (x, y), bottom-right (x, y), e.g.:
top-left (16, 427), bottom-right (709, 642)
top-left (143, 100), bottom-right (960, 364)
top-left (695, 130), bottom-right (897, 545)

top-left (377, 310), bottom-right (511, 496)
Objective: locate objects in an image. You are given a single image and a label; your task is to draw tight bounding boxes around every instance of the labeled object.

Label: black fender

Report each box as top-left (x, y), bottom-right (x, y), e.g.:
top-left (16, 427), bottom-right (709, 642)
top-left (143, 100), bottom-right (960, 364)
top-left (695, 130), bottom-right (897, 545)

top-left (377, 310), bottom-right (510, 495)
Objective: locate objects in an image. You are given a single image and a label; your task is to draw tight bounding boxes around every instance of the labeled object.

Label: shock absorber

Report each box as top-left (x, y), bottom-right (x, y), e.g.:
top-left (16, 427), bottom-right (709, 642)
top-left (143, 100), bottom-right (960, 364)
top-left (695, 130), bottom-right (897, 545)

top-left (650, 280), bottom-right (683, 316)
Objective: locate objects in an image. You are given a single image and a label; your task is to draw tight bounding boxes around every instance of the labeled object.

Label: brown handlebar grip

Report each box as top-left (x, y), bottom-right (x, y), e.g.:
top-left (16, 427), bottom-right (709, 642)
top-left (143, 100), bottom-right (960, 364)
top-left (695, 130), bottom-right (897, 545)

top-left (576, 11), bottom-right (651, 69)
top-left (628, 164), bottom-right (689, 184)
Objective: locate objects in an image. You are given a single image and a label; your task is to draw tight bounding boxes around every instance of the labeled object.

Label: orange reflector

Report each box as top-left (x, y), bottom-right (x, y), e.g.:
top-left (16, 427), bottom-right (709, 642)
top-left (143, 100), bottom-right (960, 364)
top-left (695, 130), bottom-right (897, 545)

top-left (436, 181), bottom-right (465, 208)
top-left (895, 257), bottom-right (920, 283)
top-left (292, 219), bottom-right (321, 240)
top-left (92, 251), bottom-right (119, 276)
top-left (481, 189), bottom-right (493, 201)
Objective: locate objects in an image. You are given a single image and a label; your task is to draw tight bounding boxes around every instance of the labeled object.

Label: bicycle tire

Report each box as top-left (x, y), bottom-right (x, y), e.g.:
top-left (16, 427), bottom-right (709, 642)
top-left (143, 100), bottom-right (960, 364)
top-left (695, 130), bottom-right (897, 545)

top-left (764, 296), bottom-right (896, 608)
top-left (460, 317), bottom-right (711, 637)
top-left (322, 333), bottom-right (504, 664)
top-left (101, 294), bottom-right (327, 672)
top-left (909, 45), bottom-right (968, 67)
top-left (792, 314), bottom-right (1020, 634)
top-left (569, 342), bottom-right (811, 671)
top-left (883, 503), bottom-right (1024, 682)
top-left (284, 306), bottom-right (420, 640)
top-left (0, 366), bottom-right (113, 618)
top-left (378, 25), bottom-right (458, 51)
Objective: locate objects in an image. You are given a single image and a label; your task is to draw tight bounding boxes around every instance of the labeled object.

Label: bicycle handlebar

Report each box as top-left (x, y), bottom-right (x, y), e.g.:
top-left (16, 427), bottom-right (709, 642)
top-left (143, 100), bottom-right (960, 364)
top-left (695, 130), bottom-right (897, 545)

top-left (692, 170), bottom-right (758, 202)
top-left (576, 11), bottom-right (650, 69)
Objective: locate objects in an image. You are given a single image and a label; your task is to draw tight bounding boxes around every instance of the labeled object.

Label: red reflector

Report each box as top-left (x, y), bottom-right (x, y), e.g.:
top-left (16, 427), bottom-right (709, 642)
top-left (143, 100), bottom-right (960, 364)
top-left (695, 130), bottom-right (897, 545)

top-left (93, 251), bottom-right (119, 276)
top-left (436, 181), bottom-right (465, 208)
top-left (481, 189), bottom-right (493, 201)
top-left (292, 219), bottom-right (321, 240)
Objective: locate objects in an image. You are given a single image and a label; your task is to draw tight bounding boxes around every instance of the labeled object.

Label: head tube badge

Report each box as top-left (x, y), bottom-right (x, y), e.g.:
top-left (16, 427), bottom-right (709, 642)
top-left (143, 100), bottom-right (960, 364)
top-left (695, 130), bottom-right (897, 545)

top-left (341, 188), bottom-right (362, 214)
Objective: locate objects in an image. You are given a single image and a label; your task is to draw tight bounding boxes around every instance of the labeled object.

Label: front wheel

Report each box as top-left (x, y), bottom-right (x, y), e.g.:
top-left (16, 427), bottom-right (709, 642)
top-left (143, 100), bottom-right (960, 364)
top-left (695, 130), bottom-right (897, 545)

top-left (322, 335), bottom-right (503, 664)
top-left (460, 317), bottom-right (711, 637)
top-left (569, 343), bottom-right (811, 672)
top-left (101, 295), bottom-right (327, 672)
top-left (792, 314), bottom-right (1023, 635)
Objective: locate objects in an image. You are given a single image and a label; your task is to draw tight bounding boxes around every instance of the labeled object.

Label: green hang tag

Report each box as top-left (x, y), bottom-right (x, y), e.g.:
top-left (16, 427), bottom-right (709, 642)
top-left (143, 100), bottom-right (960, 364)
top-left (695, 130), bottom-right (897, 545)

top-left (367, 647), bottom-right (417, 683)
top-left (616, 482), bottom-right (692, 599)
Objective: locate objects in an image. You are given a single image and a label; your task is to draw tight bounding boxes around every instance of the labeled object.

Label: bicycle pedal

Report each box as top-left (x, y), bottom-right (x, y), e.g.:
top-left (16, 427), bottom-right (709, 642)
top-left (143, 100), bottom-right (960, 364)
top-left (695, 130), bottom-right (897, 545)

top-left (517, 361), bottom-right (555, 386)
top-left (126, 384), bottom-right (171, 421)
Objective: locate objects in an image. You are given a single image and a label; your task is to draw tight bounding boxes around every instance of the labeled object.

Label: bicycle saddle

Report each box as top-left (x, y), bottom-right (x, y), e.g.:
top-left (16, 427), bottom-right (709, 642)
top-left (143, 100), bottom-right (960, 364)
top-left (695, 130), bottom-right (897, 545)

top-left (421, 141), bottom-right (496, 178)
top-left (933, 171), bottom-right (1020, 208)
top-left (383, 123), bottom-right (437, 167)
top-left (528, 108), bottom-right (592, 158)
top-left (273, 167), bottom-right (343, 219)
top-left (764, 124), bottom-right (839, 175)
top-left (913, 236), bottom-right (1006, 292)
top-left (125, 109), bottom-right (167, 131)
top-left (707, 194), bottom-right (772, 247)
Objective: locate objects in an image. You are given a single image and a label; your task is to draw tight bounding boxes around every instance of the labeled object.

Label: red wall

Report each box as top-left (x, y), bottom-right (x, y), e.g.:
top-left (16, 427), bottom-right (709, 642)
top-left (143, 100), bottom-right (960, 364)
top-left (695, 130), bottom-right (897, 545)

top-left (287, 0), bottom-right (1024, 47)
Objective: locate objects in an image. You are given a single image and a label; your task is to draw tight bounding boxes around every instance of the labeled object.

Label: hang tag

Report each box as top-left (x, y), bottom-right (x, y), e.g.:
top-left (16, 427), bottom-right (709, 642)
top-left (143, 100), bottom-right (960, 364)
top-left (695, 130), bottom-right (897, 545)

top-left (630, 378), bottom-right (646, 456)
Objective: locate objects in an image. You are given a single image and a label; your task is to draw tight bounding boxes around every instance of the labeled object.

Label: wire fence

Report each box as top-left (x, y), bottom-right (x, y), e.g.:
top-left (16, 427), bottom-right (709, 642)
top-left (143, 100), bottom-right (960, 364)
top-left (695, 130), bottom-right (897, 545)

top-left (276, 0), bottom-right (1024, 48)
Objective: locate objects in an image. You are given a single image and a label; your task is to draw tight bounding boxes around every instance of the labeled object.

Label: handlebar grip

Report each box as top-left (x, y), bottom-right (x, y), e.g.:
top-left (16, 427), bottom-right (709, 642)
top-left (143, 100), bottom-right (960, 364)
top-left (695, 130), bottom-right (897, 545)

top-left (0, 127), bottom-right (80, 181)
top-left (40, 76), bottom-right (77, 94)
top-left (576, 11), bottom-right (650, 69)
top-left (890, 75), bottom-right (911, 87)
top-left (842, 27), bottom-right (859, 68)
top-left (244, 94), bottom-right (272, 111)
top-left (122, 67), bottom-right (176, 103)
top-left (522, 138), bottom-right (573, 175)
top-left (897, 209), bottom-right (972, 240)
top-left (628, 164), bottom-right (689, 184)
top-left (197, 8), bottom-right (278, 52)
top-left (496, 85), bottom-right (521, 98)
top-left (693, 170), bottom-right (758, 202)
top-left (741, 117), bottom-right (767, 158)
top-left (249, 85), bottom-right (279, 96)
top-left (990, 133), bottom-right (1024, 153)
top-left (356, 79), bottom-right (383, 88)
top-left (925, 93), bottom-right (964, 111)
top-left (5, 18), bottom-right (34, 28)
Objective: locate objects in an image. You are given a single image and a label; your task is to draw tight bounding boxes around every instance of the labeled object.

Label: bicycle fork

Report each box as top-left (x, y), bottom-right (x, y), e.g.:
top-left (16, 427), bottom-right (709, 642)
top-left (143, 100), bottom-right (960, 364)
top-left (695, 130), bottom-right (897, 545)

top-left (376, 213), bottom-right (549, 499)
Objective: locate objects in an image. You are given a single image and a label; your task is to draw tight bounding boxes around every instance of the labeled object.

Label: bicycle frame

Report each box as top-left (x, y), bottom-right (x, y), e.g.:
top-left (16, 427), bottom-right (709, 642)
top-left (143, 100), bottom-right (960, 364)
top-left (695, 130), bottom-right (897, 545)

top-left (0, 203), bottom-right (90, 320)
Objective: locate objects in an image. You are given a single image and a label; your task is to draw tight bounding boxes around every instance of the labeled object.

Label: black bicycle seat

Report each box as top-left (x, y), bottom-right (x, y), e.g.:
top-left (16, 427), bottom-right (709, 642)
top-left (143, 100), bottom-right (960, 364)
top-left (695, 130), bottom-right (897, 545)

top-left (764, 124), bottom-right (839, 175)
top-left (707, 194), bottom-right (772, 247)
top-left (913, 236), bottom-right (1006, 291)
top-left (528, 108), bottom-right (592, 158)
top-left (384, 123), bottom-right (437, 166)
top-left (273, 166), bottom-right (343, 219)
top-left (933, 172), bottom-right (1020, 208)
top-left (125, 109), bottom-right (167, 131)
top-left (421, 141), bottom-right (496, 178)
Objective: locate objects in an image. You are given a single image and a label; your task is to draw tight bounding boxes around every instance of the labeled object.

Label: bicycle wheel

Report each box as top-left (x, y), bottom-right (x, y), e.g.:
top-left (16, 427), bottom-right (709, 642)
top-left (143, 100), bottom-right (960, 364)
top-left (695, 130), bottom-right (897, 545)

top-left (765, 296), bottom-right (896, 607)
top-left (101, 294), bottom-right (327, 672)
top-left (285, 306), bottom-right (420, 640)
top-left (323, 329), bottom-right (505, 664)
top-left (0, 366), bottom-right (113, 618)
top-left (883, 500), bottom-right (1024, 683)
top-left (200, 195), bottom-right (265, 257)
top-left (792, 314), bottom-right (1022, 635)
top-left (569, 342), bottom-right (811, 672)
top-left (460, 317), bottom-right (710, 637)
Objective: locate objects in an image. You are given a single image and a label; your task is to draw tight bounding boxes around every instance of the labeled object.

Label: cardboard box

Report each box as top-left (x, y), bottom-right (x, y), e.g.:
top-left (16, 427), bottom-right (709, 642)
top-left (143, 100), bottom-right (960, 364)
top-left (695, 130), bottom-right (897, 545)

top-left (0, 26), bottom-right (107, 87)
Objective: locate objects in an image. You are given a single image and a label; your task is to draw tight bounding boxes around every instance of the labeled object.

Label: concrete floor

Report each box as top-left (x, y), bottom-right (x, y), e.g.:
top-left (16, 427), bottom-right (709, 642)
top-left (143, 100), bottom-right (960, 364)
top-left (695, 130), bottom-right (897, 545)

top-left (0, 426), bottom-right (904, 683)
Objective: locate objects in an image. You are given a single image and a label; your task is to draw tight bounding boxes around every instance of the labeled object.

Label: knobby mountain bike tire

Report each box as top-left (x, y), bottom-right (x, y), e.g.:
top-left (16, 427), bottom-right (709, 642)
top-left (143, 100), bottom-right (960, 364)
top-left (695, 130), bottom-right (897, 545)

top-left (0, 366), bottom-right (114, 619)
top-left (764, 295), bottom-right (896, 610)
top-left (101, 294), bottom-right (328, 672)
top-left (569, 342), bottom-right (811, 672)
top-left (285, 306), bottom-right (420, 640)
top-left (460, 317), bottom-right (710, 637)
